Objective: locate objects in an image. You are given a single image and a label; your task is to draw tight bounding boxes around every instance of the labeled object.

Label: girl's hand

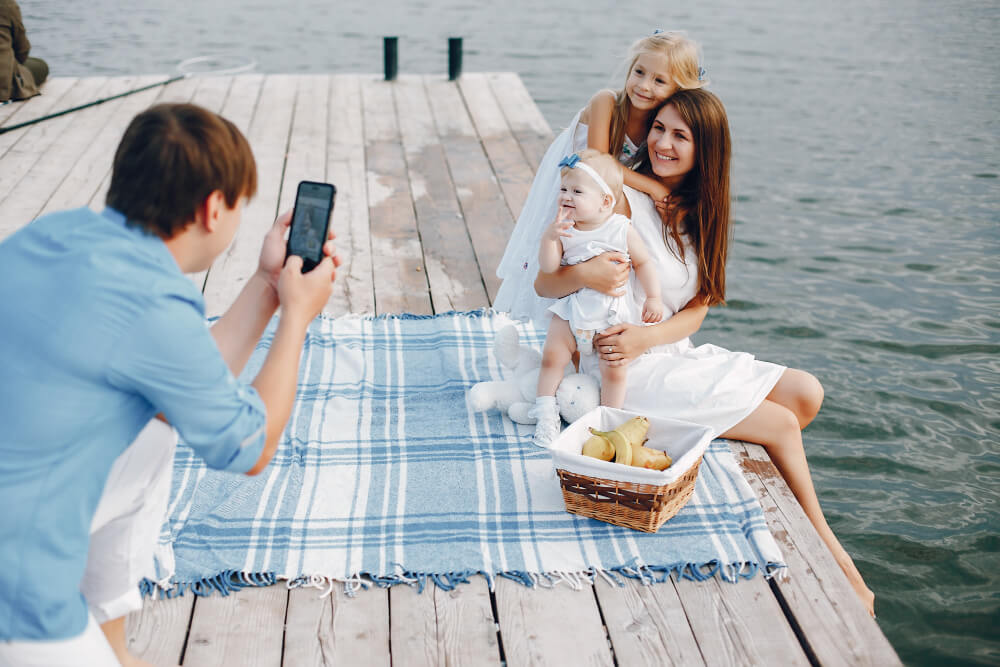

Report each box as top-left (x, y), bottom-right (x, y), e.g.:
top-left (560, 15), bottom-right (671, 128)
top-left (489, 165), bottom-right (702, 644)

top-left (580, 252), bottom-right (631, 297)
top-left (594, 323), bottom-right (649, 367)
top-left (642, 297), bottom-right (665, 323)
top-left (650, 182), bottom-right (671, 210)
top-left (543, 206), bottom-right (574, 242)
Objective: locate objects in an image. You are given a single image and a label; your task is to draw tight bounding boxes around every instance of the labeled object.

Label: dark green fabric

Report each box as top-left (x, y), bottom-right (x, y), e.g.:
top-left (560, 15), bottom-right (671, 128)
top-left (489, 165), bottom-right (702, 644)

top-left (0, 0), bottom-right (41, 101)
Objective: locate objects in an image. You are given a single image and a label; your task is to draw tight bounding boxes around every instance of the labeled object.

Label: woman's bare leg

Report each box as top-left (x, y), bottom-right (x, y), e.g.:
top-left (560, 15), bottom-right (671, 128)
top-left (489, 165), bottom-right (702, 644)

top-left (723, 398), bottom-right (875, 616)
top-left (765, 368), bottom-right (824, 428)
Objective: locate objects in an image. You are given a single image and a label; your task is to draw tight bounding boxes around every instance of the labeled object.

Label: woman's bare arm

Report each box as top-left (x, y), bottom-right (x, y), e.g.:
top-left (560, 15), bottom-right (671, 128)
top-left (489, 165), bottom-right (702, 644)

top-left (534, 251), bottom-right (631, 299)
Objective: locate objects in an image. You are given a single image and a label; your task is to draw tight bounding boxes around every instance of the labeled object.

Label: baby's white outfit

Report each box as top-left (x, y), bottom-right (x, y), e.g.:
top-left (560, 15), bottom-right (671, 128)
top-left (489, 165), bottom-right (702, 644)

top-left (548, 213), bottom-right (640, 355)
top-left (494, 110), bottom-right (640, 327)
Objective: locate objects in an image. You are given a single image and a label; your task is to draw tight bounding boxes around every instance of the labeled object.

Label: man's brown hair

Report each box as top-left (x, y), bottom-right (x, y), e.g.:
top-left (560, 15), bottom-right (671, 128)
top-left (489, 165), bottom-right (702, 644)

top-left (106, 103), bottom-right (257, 238)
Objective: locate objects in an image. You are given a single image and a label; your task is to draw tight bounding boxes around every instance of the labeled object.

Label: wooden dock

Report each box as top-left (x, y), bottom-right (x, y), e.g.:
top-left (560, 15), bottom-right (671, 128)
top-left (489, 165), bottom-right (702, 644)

top-left (0, 73), bottom-right (900, 666)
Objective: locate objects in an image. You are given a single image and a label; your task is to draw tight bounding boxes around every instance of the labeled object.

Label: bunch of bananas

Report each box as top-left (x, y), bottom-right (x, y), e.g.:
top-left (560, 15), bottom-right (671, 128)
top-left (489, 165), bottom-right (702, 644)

top-left (581, 416), bottom-right (673, 470)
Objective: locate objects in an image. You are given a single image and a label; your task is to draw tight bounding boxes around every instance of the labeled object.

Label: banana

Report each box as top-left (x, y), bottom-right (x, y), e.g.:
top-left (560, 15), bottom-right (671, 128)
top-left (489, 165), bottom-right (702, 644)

top-left (580, 416), bottom-right (670, 470)
top-left (589, 427), bottom-right (632, 466)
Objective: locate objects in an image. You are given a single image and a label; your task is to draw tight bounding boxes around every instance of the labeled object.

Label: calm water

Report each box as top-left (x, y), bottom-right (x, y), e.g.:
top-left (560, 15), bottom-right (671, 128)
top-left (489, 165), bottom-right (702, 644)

top-left (27, 0), bottom-right (999, 663)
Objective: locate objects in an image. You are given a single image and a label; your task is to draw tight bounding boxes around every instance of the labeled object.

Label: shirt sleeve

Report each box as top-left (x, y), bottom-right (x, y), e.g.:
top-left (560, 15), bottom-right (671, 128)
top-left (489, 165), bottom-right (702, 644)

top-left (8, 2), bottom-right (30, 63)
top-left (106, 296), bottom-right (267, 473)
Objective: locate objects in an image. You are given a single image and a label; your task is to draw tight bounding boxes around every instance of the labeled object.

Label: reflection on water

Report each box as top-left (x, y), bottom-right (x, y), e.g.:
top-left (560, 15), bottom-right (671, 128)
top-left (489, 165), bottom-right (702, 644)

top-left (27, 0), bottom-right (1000, 663)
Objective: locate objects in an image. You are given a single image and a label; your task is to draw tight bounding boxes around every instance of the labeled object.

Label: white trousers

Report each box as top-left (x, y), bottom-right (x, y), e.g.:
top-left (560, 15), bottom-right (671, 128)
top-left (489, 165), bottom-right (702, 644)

top-left (0, 419), bottom-right (178, 667)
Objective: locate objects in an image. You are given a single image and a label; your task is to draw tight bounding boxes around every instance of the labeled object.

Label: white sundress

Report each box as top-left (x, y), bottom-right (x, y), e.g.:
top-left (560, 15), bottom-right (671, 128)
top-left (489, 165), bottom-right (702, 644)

top-left (547, 213), bottom-right (640, 346)
top-left (577, 186), bottom-right (787, 437)
top-left (494, 110), bottom-right (639, 328)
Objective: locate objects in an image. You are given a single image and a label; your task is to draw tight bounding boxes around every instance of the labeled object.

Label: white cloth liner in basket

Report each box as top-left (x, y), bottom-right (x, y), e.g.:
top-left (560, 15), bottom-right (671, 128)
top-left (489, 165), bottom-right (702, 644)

top-left (548, 406), bottom-right (714, 485)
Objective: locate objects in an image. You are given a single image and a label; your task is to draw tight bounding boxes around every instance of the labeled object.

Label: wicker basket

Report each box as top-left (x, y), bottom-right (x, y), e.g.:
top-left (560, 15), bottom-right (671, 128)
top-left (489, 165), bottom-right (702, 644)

top-left (547, 407), bottom-right (713, 533)
top-left (556, 455), bottom-right (703, 533)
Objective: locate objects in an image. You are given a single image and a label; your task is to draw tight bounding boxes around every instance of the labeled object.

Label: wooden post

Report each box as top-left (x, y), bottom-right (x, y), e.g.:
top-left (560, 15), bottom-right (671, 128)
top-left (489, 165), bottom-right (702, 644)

top-left (384, 37), bottom-right (398, 81)
top-left (448, 38), bottom-right (463, 81)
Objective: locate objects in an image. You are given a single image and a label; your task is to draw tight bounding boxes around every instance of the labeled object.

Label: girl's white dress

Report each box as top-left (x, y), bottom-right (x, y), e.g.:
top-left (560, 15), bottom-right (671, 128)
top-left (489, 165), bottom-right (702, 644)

top-left (578, 187), bottom-right (787, 436)
top-left (494, 110), bottom-right (639, 327)
top-left (548, 213), bottom-right (639, 342)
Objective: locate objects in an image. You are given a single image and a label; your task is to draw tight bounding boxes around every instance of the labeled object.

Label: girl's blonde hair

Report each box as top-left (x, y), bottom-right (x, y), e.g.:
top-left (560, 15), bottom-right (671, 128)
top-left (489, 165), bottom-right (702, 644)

top-left (608, 32), bottom-right (706, 160)
top-left (560, 149), bottom-right (623, 205)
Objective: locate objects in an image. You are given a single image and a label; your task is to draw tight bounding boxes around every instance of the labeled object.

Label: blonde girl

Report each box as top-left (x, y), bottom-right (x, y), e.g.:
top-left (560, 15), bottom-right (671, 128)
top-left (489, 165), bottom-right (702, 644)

top-left (495, 31), bottom-right (706, 326)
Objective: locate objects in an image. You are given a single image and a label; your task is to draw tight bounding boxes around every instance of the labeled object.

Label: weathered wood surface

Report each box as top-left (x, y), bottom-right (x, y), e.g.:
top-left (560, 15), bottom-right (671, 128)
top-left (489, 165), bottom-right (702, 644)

top-left (0, 73), bottom-right (900, 666)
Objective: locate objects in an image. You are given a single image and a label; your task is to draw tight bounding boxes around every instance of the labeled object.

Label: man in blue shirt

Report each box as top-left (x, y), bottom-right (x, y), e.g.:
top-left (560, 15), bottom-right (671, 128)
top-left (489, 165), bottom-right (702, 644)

top-left (0, 103), bottom-right (340, 666)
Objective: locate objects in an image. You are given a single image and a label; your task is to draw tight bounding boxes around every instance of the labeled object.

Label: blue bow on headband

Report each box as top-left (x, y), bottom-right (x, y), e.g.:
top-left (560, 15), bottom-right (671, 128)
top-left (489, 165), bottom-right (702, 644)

top-left (558, 154), bottom-right (580, 169)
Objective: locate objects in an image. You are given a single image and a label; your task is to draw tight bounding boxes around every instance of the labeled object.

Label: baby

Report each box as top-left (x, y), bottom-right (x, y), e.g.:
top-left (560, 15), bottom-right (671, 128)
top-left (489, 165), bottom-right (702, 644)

top-left (531, 149), bottom-right (664, 446)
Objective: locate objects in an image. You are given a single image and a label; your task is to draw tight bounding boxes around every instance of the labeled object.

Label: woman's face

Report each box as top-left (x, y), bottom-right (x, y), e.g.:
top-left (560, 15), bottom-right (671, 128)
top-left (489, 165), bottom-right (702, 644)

top-left (646, 104), bottom-right (695, 186)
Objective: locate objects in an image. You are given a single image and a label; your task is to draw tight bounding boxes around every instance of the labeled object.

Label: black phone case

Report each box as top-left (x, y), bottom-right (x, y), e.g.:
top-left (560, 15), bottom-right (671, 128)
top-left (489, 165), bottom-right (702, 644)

top-left (286, 181), bottom-right (336, 272)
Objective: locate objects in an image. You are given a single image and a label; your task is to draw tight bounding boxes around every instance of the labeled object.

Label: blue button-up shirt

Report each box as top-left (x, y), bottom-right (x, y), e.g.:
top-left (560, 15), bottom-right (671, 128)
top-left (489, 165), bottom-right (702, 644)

top-left (0, 207), bottom-right (267, 641)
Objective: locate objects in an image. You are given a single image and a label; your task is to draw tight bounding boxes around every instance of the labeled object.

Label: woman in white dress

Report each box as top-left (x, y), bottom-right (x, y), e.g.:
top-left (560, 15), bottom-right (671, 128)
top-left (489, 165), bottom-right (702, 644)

top-left (532, 88), bottom-right (876, 616)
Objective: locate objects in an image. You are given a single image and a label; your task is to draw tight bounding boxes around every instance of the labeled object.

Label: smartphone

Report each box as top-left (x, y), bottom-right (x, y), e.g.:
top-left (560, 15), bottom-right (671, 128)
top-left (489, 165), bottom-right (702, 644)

top-left (286, 180), bottom-right (336, 272)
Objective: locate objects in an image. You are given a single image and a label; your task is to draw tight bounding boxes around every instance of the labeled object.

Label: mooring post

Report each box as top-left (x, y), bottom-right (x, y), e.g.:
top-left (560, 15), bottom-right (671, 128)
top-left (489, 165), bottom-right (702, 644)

top-left (448, 37), bottom-right (463, 81)
top-left (384, 36), bottom-right (398, 81)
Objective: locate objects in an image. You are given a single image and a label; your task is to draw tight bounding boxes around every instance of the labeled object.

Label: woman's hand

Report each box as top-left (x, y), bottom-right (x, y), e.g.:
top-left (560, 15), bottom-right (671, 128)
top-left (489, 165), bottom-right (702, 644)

top-left (594, 323), bottom-right (651, 367)
top-left (581, 251), bottom-right (631, 297)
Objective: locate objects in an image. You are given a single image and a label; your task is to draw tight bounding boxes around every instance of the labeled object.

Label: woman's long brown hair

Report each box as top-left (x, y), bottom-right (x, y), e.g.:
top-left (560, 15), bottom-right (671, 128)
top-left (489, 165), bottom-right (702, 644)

top-left (636, 89), bottom-right (732, 306)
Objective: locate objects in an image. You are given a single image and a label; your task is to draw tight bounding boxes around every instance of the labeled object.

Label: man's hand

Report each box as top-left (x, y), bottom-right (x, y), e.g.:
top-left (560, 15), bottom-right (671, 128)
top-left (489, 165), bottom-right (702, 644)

top-left (256, 210), bottom-right (340, 292)
top-left (278, 255), bottom-right (336, 325)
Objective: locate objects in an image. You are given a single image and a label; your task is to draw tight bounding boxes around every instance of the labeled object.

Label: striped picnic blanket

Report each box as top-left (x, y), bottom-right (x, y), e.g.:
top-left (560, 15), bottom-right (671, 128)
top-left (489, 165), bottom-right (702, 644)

top-left (147, 310), bottom-right (783, 597)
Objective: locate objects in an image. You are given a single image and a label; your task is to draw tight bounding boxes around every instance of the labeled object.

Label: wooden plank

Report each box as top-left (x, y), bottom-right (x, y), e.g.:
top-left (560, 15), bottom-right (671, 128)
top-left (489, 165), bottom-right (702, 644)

top-left (184, 586), bottom-right (288, 666)
top-left (672, 571), bottom-right (809, 666)
top-left (395, 75), bottom-right (489, 312)
top-left (36, 75), bottom-right (165, 218)
top-left (125, 595), bottom-right (195, 666)
top-left (495, 578), bottom-right (613, 666)
top-left (202, 74), bottom-right (296, 317)
top-left (594, 576), bottom-right (706, 666)
top-left (0, 77), bottom-right (170, 239)
top-left (457, 73), bottom-right (536, 220)
top-left (733, 442), bottom-right (902, 666)
top-left (326, 74), bottom-right (375, 315)
top-left (0, 77), bottom-right (111, 238)
top-left (486, 72), bottom-right (553, 170)
top-left (0, 76), bottom-right (78, 144)
top-left (361, 76), bottom-right (432, 316)
top-left (424, 77), bottom-right (514, 304)
top-left (389, 576), bottom-right (501, 667)
top-left (283, 585), bottom-right (391, 667)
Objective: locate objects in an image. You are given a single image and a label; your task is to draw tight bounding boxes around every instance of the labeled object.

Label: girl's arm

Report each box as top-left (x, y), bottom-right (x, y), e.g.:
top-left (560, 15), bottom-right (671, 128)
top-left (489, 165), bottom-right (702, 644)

top-left (584, 90), bottom-right (670, 204)
top-left (626, 227), bottom-right (665, 323)
top-left (594, 296), bottom-right (709, 367)
top-left (584, 89), bottom-right (616, 153)
top-left (624, 168), bottom-right (670, 205)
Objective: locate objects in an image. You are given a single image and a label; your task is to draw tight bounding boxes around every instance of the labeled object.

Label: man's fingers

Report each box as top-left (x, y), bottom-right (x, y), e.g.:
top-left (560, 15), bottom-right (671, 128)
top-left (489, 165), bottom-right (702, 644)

top-left (276, 209), bottom-right (293, 229)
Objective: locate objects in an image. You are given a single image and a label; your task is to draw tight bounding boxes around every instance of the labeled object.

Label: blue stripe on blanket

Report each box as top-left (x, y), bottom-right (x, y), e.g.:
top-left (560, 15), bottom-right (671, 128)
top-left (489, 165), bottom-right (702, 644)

top-left (145, 310), bottom-right (783, 598)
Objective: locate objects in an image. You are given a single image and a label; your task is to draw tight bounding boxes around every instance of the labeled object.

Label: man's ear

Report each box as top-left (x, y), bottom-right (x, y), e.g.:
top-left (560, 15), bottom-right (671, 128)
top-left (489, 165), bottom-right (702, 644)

top-left (198, 190), bottom-right (225, 233)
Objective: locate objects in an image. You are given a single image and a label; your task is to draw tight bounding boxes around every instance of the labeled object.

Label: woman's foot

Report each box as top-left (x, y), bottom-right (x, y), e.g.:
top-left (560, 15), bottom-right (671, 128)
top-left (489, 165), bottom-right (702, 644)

top-left (831, 546), bottom-right (876, 617)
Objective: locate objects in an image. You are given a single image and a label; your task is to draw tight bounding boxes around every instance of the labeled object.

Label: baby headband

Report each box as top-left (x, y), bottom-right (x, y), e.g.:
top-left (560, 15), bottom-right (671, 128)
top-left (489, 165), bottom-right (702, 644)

top-left (558, 154), bottom-right (616, 207)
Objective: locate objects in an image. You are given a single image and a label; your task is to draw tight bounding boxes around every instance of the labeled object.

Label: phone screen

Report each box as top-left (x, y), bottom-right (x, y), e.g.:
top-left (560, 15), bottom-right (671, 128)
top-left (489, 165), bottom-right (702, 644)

top-left (286, 181), bottom-right (336, 272)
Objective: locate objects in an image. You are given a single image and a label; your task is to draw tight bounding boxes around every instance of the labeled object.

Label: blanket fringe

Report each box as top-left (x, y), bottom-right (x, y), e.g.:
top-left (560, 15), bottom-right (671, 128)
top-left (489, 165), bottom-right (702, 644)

top-left (139, 560), bottom-right (786, 600)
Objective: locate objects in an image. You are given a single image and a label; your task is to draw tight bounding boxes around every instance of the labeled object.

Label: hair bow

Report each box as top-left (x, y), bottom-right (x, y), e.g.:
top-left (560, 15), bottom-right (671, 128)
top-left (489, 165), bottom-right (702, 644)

top-left (653, 29), bottom-right (663, 34)
top-left (558, 154), bottom-right (581, 169)
top-left (698, 66), bottom-right (707, 82)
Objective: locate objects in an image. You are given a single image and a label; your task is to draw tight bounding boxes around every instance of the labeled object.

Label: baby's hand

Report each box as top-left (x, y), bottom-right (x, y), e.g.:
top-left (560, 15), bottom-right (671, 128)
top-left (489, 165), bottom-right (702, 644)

top-left (642, 297), bottom-right (665, 323)
top-left (543, 206), bottom-right (574, 242)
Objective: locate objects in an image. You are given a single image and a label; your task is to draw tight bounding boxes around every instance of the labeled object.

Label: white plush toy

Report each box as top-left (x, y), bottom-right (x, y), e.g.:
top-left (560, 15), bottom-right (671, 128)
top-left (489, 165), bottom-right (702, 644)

top-left (468, 324), bottom-right (600, 425)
